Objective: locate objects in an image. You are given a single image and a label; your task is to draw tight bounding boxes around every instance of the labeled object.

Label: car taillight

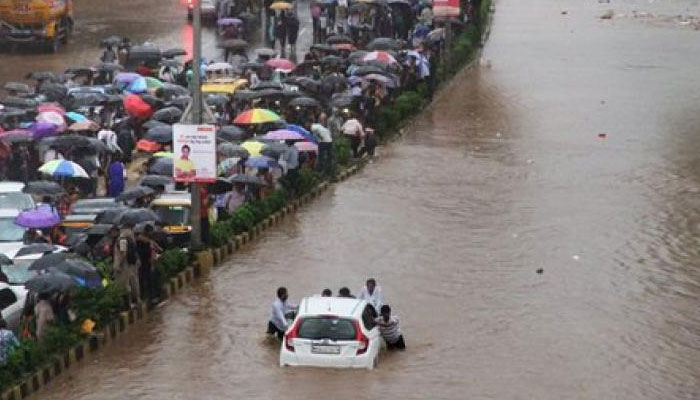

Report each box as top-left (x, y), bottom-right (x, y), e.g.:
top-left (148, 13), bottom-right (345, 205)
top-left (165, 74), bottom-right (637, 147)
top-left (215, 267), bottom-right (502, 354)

top-left (284, 320), bottom-right (300, 353)
top-left (354, 321), bottom-right (369, 355)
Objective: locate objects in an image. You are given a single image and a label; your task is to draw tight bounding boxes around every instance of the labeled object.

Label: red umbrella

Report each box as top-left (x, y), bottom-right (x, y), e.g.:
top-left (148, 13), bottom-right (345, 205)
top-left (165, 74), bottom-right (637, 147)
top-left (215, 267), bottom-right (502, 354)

top-left (123, 95), bottom-right (153, 119)
top-left (136, 139), bottom-right (161, 153)
top-left (264, 58), bottom-right (296, 72)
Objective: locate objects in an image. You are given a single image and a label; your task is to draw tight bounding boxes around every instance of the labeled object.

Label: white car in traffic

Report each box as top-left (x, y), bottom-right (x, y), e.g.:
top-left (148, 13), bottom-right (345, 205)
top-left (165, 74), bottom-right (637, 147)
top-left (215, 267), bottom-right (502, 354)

top-left (280, 297), bottom-right (381, 370)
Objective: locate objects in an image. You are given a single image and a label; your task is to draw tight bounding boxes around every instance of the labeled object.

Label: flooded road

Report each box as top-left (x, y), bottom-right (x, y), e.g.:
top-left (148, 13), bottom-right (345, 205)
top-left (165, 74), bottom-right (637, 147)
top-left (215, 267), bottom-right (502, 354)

top-left (32, 0), bottom-right (700, 399)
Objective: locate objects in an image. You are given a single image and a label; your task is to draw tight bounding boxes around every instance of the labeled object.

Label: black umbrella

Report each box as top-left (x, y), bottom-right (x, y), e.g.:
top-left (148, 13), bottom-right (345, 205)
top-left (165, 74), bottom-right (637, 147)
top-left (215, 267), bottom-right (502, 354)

top-left (367, 37), bottom-right (402, 51)
top-left (351, 65), bottom-right (386, 76)
top-left (160, 59), bottom-right (182, 69)
top-left (288, 96), bottom-right (320, 108)
top-left (152, 106), bottom-right (183, 124)
top-left (14, 243), bottom-right (57, 258)
top-left (251, 88), bottom-right (282, 99)
top-left (148, 157), bottom-right (173, 176)
top-left (115, 185), bottom-right (155, 202)
top-left (240, 61), bottom-right (265, 70)
top-left (95, 207), bottom-right (129, 225)
top-left (41, 135), bottom-right (93, 150)
top-left (205, 94), bottom-right (230, 106)
top-left (0, 131), bottom-right (33, 144)
top-left (65, 234), bottom-right (90, 255)
top-left (166, 96), bottom-right (191, 109)
top-left (52, 259), bottom-right (102, 287)
top-left (26, 72), bottom-right (58, 82)
top-left (163, 48), bottom-right (187, 58)
top-left (142, 119), bottom-right (169, 130)
top-left (261, 142), bottom-right (290, 158)
top-left (228, 174), bottom-right (264, 185)
top-left (208, 178), bottom-right (233, 195)
top-left (37, 83), bottom-right (68, 101)
top-left (252, 81), bottom-right (283, 91)
top-left (217, 125), bottom-right (247, 142)
top-left (23, 181), bottom-right (65, 197)
top-left (145, 125), bottom-right (173, 143)
top-left (310, 43), bottom-right (338, 54)
top-left (330, 93), bottom-right (355, 108)
top-left (348, 50), bottom-right (368, 63)
top-left (139, 94), bottom-right (164, 109)
top-left (67, 92), bottom-right (108, 108)
top-left (1, 96), bottom-right (37, 109)
top-left (217, 39), bottom-right (249, 50)
top-left (95, 62), bottom-right (124, 72)
top-left (28, 252), bottom-right (69, 271)
top-left (326, 34), bottom-right (354, 45)
top-left (233, 89), bottom-right (256, 101)
top-left (115, 208), bottom-right (160, 226)
top-left (255, 48), bottom-right (277, 58)
top-left (100, 35), bottom-right (122, 47)
top-left (86, 224), bottom-right (115, 235)
top-left (139, 175), bottom-right (171, 188)
top-left (0, 254), bottom-right (12, 265)
top-left (321, 55), bottom-right (345, 65)
top-left (217, 142), bottom-right (249, 158)
top-left (161, 83), bottom-right (189, 98)
top-left (3, 82), bottom-right (31, 94)
top-left (284, 77), bottom-right (321, 93)
top-left (25, 270), bottom-right (77, 293)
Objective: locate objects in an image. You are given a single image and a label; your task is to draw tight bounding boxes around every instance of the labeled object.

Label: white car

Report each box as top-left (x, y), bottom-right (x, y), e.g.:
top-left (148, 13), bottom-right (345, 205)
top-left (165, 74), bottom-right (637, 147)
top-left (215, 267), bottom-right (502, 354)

top-left (0, 209), bottom-right (27, 255)
top-left (0, 282), bottom-right (27, 332)
top-left (0, 182), bottom-right (34, 210)
top-left (280, 297), bottom-right (381, 370)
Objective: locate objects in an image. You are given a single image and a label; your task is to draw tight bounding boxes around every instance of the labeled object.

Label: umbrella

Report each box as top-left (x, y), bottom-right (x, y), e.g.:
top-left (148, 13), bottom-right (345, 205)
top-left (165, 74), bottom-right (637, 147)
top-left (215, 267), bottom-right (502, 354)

top-left (288, 97), bottom-right (320, 108)
top-left (218, 157), bottom-right (240, 175)
top-left (256, 48), bottom-right (277, 58)
top-left (127, 77), bottom-right (148, 94)
top-left (167, 96), bottom-right (191, 109)
top-left (265, 58), bottom-right (296, 72)
top-left (228, 174), bottom-right (264, 185)
top-left (261, 142), bottom-right (290, 158)
top-left (139, 175), bottom-right (171, 188)
top-left (162, 48), bottom-right (187, 58)
top-left (15, 243), bottom-right (56, 257)
top-left (364, 73), bottom-right (396, 87)
top-left (295, 141), bottom-right (318, 153)
top-left (53, 259), bottom-right (102, 288)
top-left (284, 77), bottom-right (321, 93)
top-left (0, 254), bottom-right (12, 265)
top-left (161, 83), bottom-right (189, 98)
top-left (95, 62), bottom-right (124, 72)
top-left (38, 160), bottom-right (89, 178)
top-left (0, 129), bottom-right (33, 144)
top-left (143, 119), bottom-right (169, 130)
top-left (326, 34), bottom-right (354, 45)
top-left (66, 92), bottom-right (108, 108)
top-left (115, 186), bottom-right (155, 202)
top-left (217, 39), bottom-right (249, 50)
top-left (351, 65), bottom-right (386, 76)
top-left (148, 157), bottom-right (173, 176)
top-left (205, 94), bottom-right (230, 106)
top-left (240, 140), bottom-right (265, 156)
top-left (114, 72), bottom-right (142, 86)
top-left (263, 129), bottom-right (305, 141)
top-left (330, 93), bottom-right (355, 108)
top-left (68, 120), bottom-right (100, 132)
top-left (152, 106), bottom-right (183, 124)
top-left (100, 35), bottom-right (122, 47)
top-left (154, 151), bottom-right (174, 158)
top-left (37, 83), bottom-right (68, 101)
top-left (145, 125), bottom-right (173, 143)
top-left (36, 110), bottom-right (65, 126)
top-left (3, 82), bottom-right (31, 94)
top-left (86, 224), bottom-right (115, 235)
top-left (218, 125), bottom-right (247, 142)
top-left (426, 28), bottom-right (445, 42)
top-left (15, 207), bottom-right (60, 229)
top-left (95, 207), bottom-right (129, 225)
top-left (1, 96), bottom-right (37, 109)
top-left (115, 208), bottom-right (161, 226)
top-left (233, 108), bottom-right (281, 124)
top-left (144, 77), bottom-right (165, 90)
top-left (205, 62), bottom-right (235, 72)
top-left (36, 102), bottom-right (65, 115)
top-left (123, 94), bottom-right (153, 119)
top-left (25, 271), bottom-right (76, 293)
top-left (40, 134), bottom-right (92, 150)
top-left (367, 37), bottom-right (402, 51)
top-left (136, 139), bottom-right (162, 153)
top-left (27, 72), bottom-right (58, 82)
top-left (332, 43), bottom-right (357, 52)
top-left (208, 178), bottom-right (233, 195)
top-left (23, 181), bottom-right (65, 196)
top-left (28, 252), bottom-right (69, 271)
top-left (65, 111), bottom-right (87, 122)
top-left (286, 124), bottom-right (318, 143)
top-left (269, 1), bottom-right (293, 10)
top-left (362, 51), bottom-right (398, 65)
top-left (217, 142), bottom-right (249, 158)
top-left (245, 156), bottom-right (278, 169)
top-left (252, 81), bottom-right (284, 91)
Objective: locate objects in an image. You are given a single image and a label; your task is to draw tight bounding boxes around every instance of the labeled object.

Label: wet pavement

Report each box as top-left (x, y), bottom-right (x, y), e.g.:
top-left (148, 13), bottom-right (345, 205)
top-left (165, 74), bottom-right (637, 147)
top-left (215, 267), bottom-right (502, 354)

top-left (17, 0), bottom-right (700, 399)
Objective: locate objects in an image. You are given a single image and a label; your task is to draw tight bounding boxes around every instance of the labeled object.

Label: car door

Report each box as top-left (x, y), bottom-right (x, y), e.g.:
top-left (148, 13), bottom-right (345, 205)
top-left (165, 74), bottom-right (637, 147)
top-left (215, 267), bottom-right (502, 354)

top-left (361, 305), bottom-right (381, 355)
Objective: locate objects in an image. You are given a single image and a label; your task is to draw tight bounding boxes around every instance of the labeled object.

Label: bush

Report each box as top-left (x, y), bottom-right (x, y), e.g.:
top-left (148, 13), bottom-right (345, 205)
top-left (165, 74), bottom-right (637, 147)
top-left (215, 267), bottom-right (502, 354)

top-left (333, 135), bottom-right (352, 167)
top-left (155, 249), bottom-right (189, 281)
top-left (72, 284), bottom-right (126, 329)
top-left (209, 220), bottom-right (233, 247)
top-left (395, 92), bottom-right (423, 119)
top-left (297, 169), bottom-right (321, 195)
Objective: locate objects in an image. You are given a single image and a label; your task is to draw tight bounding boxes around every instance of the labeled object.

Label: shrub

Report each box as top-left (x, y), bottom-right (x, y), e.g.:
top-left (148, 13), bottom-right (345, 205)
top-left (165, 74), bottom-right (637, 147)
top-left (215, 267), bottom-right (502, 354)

top-left (155, 249), bottom-right (189, 281)
top-left (297, 169), bottom-right (321, 195)
top-left (395, 91), bottom-right (423, 119)
top-left (209, 220), bottom-right (233, 247)
top-left (72, 284), bottom-right (126, 329)
top-left (333, 135), bottom-right (352, 167)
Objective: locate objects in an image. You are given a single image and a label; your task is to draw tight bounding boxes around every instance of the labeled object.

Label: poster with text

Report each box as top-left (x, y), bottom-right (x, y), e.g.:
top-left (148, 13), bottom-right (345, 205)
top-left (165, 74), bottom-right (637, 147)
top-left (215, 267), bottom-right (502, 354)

top-left (433, 0), bottom-right (460, 18)
top-left (172, 124), bottom-right (216, 183)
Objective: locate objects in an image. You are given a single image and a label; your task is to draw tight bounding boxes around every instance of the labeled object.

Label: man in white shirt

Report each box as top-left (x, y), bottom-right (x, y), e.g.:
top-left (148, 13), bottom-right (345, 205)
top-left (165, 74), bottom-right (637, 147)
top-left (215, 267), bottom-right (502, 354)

top-left (358, 278), bottom-right (383, 311)
top-left (267, 287), bottom-right (296, 339)
top-left (311, 122), bottom-right (333, 176)
top-left (341, 117), bottom-right (364, 158)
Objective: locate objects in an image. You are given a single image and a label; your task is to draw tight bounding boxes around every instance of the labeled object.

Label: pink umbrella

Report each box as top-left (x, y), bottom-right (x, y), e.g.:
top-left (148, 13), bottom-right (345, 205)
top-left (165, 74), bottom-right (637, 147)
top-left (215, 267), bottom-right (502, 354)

top-left (263, 129), bottom-right (305, 141)
top-left (362, 51), bottom-right (398, 65)
top-left (294, 141), bottom-right (318, 153)
top-left (265, 58), bottom-right (296, 72)
top-left (36, 111), bottom-right (66, 127)
top-left (37, 103), bottom-right (66, 116)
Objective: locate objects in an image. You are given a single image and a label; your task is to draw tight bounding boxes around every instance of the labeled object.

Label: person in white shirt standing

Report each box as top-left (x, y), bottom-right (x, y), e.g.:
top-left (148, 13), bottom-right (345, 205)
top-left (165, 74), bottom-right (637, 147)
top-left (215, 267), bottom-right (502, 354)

top-left (358, 278), bottom-right (383, 312)
top-left (267, 287), bottom-right (297, 340)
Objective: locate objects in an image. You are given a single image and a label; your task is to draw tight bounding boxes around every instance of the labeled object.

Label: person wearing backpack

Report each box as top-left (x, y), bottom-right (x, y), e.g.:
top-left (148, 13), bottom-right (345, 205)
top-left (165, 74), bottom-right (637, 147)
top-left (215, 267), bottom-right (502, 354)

top-left (113, 223), bottom-right (141, 308)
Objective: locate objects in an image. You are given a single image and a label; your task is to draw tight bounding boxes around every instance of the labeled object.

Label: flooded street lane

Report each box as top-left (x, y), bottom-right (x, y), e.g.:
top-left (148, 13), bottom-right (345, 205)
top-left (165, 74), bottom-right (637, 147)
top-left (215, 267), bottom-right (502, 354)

top-left (33, 0), bottom-right (700, 399)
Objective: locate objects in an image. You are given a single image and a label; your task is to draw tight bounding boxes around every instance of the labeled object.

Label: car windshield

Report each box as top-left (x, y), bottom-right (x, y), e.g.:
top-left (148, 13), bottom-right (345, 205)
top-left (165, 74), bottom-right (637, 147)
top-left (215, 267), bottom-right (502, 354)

top-left (297, 317), bottom-right (357, 341)
top-left (153, 206), bottom-right (189, 226)
top-left (0, 217), bottom-right (26, 242)
top-left (1, 259), bottom-right (37, 285)
top-left (0, 193), bottom-right (33, 210)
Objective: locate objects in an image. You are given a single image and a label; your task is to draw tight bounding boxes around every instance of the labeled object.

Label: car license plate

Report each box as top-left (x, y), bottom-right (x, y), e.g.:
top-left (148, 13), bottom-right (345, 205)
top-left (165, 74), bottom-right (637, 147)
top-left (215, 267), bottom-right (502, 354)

top-left (311, 345), bottom-right (340, 355)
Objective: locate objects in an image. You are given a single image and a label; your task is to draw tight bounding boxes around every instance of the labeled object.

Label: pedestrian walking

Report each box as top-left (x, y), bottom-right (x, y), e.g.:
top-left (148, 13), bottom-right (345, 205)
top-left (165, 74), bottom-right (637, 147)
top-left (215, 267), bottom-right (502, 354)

top-left (275, 13), bottom-right (288, 58)
top-left (286, 13), bottom-right (300, 61)
top-left (107, 156), bottom-right (126, 198)
top-left (136, 224), bottom-right (162, 304)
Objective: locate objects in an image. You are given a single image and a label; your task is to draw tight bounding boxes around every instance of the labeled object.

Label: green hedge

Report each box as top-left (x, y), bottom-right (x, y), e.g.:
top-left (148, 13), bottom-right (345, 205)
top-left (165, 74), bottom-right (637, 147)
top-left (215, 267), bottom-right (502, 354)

top-left (155, 249), bottom-right (190, 281)
top-left (72, 285), bottom-right (125, 329)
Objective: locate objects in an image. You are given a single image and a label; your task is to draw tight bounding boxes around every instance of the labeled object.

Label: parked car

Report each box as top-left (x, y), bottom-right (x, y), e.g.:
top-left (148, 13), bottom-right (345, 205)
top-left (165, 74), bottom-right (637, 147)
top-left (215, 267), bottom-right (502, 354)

top-left (0, 182), bottom-right (34, 210)
top-left (0, 282), bottom-right (27, 332)
top-left (280, 297), bottom-right (381, 370)
top-left (1, 243), bottom-right (67, 287)
top-left (0, 209), bottom-right (27, 254)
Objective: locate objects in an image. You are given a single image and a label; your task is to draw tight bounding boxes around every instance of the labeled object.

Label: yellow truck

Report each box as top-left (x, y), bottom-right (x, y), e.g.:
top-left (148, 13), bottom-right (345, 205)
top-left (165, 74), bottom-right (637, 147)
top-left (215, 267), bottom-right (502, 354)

top-left (0, 0), bottom-right (73, 52)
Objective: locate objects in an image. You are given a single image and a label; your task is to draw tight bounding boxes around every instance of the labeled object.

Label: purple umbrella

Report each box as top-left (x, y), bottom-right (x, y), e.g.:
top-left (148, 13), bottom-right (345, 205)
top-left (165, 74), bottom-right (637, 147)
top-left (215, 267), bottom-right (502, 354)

top-left (286, 124), bottom-right (318, 143)
top-left (30, 122), bottom-right (59, 140)
top-left (114, 72), bottom-right (142, 85)
top-left (218, 17), bottom-right (243, 26)
top-left (14, 206), bottom-right (60, 229)
top-left (263, 129), bottom-right (306, 141)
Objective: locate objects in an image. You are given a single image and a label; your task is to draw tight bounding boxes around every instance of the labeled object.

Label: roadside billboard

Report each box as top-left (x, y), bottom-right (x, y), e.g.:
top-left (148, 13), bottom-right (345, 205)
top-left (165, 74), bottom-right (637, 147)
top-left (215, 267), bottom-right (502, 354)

top-left (172, 124), bottom-right (216, 183)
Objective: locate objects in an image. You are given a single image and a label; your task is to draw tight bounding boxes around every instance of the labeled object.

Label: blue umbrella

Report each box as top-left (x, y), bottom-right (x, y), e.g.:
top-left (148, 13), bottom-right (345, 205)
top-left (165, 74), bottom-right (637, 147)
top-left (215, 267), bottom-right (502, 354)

top-left (286, 124), bottom-right (318, 143)
top-left (127, 77), bottom-right (148, 94)
top-left (245, 156), bottom-right (278, 169)
top-left (65, 111), bottom-right (87, 122)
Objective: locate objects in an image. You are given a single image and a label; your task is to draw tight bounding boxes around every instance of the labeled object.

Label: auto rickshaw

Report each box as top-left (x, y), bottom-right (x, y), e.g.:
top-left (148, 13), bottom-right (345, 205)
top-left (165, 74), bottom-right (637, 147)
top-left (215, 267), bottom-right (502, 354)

top-left (60, 213), bottom-right (97, 236)
top-left (150, 192), bottom-right (191, 248)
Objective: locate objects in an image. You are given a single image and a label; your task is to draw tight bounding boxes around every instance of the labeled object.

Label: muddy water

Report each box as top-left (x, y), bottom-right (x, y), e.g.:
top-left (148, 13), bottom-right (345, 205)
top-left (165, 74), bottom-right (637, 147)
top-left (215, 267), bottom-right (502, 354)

top-left (34, 0), bottom-right (700, 399)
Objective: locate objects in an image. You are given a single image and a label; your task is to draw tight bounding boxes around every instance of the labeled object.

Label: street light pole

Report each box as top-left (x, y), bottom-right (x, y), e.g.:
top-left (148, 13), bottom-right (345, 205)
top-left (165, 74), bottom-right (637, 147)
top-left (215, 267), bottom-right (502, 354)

top-left (190, 0), bottom-right (203, 249)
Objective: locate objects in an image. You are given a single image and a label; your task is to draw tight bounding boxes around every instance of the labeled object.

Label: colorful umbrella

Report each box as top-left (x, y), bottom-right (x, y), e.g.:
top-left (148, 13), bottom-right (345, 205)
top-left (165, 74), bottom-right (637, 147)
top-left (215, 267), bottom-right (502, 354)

top-left (127, 77), bottom-right (148, 94)
top-left (30, 122), bottom-right (59, 140)
top-left (269, 1), bottom-right (293, 10)
top-left (144, 77), bottom-right (164, 90)
top-left (123, 95), bottom-right (154, 119)
top-left (240, 140), bottom-right (265, 156)
top-left (65, 111), bottom-right (87, 122)
top-left (245, 156), bottom-right (278, 169)
top-left (263, 129), bottom-right (306, 141)
top-left (36, 111), bottom-right (65, 127)
top-left (136, 139), bottom-right (162, 153)
top-left (362, 51), bottom-right (398, 65)
top-left (294, 141), bottom-right (319, 153)
top-left (14, 207), bottom-right (60, 229)
top-left (68, 120), bottom-right (100, 132)
top-left (38, 160), bottom-right (89, 178)
top-left (36, 103), bottom-right (66, 115)
top-left (265, 58), bottom-right (296, 72)
top-left (233, 108), bottom-right (281, 125)
top-left (286, 124), bottom-right (318, 143)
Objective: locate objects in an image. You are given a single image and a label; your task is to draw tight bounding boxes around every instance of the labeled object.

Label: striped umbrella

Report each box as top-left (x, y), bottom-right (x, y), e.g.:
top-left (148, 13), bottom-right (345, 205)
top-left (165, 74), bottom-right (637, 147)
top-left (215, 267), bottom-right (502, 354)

top-left (38, 160), bottom-right (89, 178)
top-left (233, 108), bottom-right (281, 125)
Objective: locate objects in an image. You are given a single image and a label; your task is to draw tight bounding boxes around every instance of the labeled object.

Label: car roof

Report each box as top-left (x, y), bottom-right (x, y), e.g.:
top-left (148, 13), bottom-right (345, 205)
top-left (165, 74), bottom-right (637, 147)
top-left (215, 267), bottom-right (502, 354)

top-left (0, 208), bottom-right (21, 218)
top-left (151, 192), bottom-right (191, 207)
top-left (0, 182), bottom-right (25, 193)
top-left (74, 198), bottom-right (118, 206)
top-left (298, 297), bottom-right (368, 319)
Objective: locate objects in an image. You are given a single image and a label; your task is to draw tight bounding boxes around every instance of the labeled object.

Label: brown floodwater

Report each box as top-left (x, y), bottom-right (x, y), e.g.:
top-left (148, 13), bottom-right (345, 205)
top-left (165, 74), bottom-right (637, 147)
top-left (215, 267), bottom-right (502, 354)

top-left (25, 0), bottom-right (700, 398)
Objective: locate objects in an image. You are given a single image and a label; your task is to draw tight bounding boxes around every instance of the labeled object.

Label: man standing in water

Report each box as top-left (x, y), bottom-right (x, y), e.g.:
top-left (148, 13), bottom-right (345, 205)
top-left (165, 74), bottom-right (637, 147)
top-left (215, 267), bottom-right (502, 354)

top-left (268, 287), bottom-right (296, 339)
top-left (375, 305), bottom-right (405, 350)
top-left (358, 278), bottom-right (383, 311)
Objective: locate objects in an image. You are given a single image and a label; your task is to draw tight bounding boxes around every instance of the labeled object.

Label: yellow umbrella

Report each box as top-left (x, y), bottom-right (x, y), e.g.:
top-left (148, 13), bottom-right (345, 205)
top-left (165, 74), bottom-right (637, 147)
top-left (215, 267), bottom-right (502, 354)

top-left (270, 1), bottom-right (293, 10)
top-left (241, 140), bottom-right (265, 157)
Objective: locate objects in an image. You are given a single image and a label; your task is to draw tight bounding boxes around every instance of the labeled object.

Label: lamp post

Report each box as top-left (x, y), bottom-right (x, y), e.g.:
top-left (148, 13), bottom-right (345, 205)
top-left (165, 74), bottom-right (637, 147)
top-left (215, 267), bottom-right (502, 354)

top-left (190, 0), bottom-right (203, 249)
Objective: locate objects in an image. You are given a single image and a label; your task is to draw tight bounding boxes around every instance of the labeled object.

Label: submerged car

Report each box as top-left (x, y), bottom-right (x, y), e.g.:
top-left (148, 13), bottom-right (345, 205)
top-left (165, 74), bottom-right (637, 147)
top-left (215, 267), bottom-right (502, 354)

top-left (280, 297), bottom-right (381, 370)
